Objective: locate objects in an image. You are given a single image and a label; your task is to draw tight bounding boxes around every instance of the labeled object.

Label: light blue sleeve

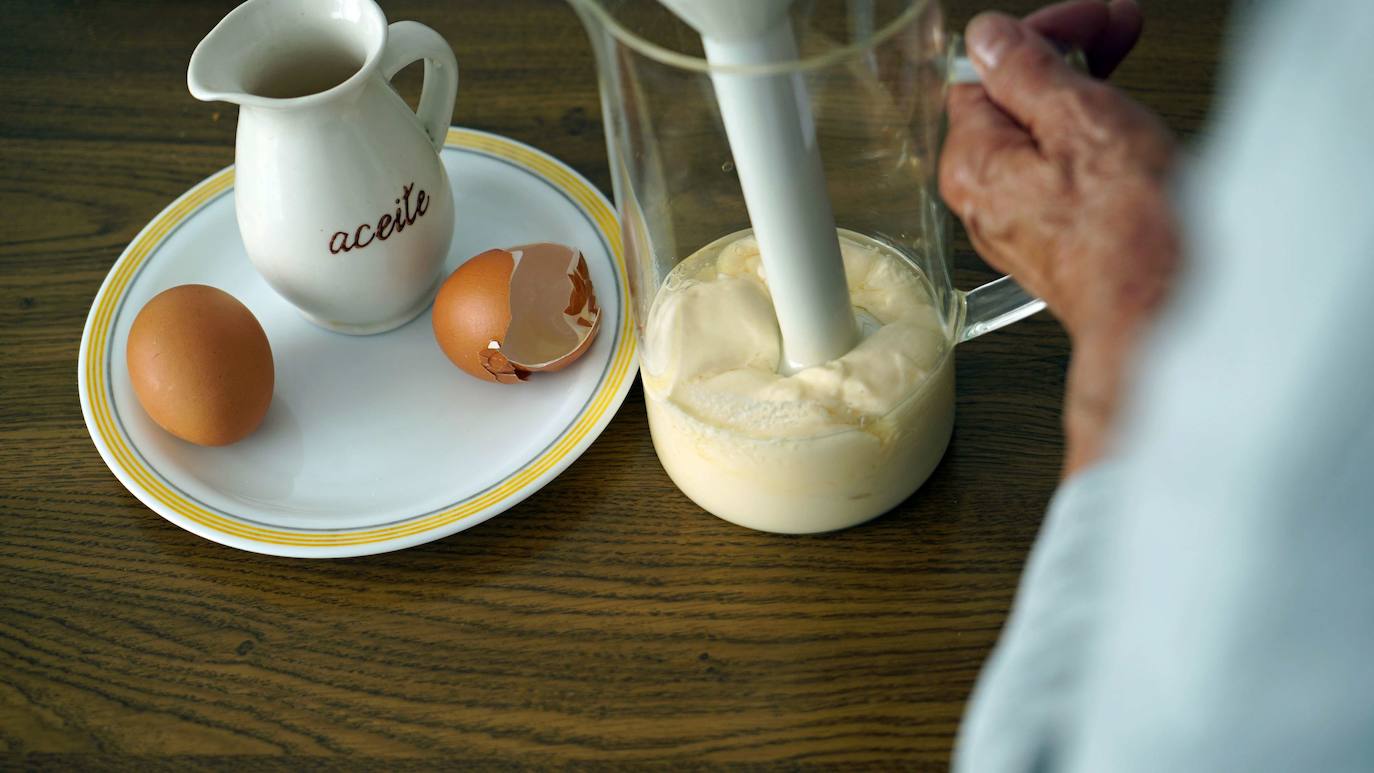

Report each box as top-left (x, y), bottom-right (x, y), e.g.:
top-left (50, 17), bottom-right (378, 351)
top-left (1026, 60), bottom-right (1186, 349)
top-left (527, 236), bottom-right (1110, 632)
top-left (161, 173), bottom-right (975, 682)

top-left (953, 464), bottom-right (1124, 773)
top-left (956, 1), bottom-right (1374, 770)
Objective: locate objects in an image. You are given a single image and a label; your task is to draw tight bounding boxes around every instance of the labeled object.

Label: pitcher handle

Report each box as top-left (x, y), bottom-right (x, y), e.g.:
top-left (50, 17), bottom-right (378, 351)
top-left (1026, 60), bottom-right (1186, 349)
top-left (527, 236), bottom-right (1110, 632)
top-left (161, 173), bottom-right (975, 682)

top-left (381, 21), bottom-right (459, 152)
top-left (946, 34), bottom-right (1085, 342)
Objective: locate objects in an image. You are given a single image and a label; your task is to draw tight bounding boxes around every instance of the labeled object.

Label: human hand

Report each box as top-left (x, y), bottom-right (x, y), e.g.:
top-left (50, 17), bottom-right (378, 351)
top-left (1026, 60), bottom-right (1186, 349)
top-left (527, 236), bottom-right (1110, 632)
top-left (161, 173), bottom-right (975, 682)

top-left (939, 0), bottom-right (1181, 475)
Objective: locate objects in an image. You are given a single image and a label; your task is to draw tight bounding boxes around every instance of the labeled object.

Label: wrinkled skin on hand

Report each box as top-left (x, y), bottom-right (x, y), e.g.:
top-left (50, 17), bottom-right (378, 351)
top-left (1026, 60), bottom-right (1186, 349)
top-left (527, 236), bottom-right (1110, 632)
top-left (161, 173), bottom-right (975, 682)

top-left (939, 0), bottom-right (1181, 475)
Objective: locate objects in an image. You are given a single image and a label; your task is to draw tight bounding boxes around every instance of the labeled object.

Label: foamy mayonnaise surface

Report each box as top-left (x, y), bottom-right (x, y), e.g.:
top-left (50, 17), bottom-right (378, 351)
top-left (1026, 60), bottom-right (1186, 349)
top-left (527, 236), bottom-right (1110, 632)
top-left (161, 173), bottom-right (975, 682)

top-left (642, 231), bottom-right (955, 533)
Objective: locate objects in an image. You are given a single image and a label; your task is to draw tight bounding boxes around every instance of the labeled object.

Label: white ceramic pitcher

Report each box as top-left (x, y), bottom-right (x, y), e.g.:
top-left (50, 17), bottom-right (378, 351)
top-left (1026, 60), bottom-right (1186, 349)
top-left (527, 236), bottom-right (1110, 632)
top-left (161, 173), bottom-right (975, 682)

top-left (189, 0), bottom-right (458, 335)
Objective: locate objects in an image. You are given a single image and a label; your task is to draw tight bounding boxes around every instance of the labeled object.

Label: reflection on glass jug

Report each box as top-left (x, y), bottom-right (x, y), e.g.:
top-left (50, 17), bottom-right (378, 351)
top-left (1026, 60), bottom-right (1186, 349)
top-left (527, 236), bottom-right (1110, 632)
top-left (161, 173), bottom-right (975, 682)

top-left (569, 0), bottom-right (1045, 533)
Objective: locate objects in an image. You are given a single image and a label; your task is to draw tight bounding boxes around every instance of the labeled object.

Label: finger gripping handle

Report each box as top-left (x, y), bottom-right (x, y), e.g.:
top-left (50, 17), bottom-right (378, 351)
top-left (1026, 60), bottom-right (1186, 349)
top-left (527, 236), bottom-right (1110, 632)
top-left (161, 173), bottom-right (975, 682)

top-left (947, 33), bottom-right (1089, 85)
top-left (381, 21), bottom-right (458, 151)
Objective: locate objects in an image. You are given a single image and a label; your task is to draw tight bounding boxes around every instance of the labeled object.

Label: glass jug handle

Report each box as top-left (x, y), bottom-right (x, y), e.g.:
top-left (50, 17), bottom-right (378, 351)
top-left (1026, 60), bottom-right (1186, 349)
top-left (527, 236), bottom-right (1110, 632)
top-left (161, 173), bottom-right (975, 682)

top-left (945, 34), bottom-right (1085, 342)
top-left (380, 21), bottom-right (460, 152)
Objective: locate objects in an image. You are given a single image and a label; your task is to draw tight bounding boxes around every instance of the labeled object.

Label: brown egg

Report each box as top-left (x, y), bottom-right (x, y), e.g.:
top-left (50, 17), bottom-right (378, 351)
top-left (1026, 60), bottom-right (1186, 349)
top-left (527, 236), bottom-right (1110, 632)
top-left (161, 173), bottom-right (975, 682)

top-left (432, 243), bottom-right (600, 384)
top-left (126, 284), bottom-right (274, 446)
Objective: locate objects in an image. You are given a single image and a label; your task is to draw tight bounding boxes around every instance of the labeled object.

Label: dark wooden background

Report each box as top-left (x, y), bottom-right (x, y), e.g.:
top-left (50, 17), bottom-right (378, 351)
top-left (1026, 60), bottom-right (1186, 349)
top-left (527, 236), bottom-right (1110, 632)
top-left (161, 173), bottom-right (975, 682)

top-left (1, 0), bottom-right (1231, 766)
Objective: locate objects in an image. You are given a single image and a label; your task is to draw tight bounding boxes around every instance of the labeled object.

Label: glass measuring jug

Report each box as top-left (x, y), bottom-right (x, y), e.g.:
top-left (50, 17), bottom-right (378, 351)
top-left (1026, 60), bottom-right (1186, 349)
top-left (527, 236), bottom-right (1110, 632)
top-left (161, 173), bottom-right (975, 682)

top-left (571, 0), bottom-right (1045, 532)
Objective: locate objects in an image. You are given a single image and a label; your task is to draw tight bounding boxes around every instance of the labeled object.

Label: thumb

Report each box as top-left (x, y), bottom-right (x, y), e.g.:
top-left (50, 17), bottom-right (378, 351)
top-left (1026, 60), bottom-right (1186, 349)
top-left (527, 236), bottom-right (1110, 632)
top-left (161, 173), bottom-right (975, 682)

top-left (965, 12), bottom-right (1094, 142)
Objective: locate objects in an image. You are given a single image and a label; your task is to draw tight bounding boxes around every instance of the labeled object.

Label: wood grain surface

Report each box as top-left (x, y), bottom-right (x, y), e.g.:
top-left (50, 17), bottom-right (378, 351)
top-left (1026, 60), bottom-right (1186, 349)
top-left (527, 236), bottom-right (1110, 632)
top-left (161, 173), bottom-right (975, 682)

top-left (1, 0), bottom-right (1230, 766)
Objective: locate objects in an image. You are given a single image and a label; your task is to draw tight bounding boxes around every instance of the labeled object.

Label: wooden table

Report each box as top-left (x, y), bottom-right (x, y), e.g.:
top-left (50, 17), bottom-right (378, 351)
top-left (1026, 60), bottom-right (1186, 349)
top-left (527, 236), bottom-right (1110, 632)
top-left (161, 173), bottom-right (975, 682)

top-left (1, 0), bottom-right (1229, 766)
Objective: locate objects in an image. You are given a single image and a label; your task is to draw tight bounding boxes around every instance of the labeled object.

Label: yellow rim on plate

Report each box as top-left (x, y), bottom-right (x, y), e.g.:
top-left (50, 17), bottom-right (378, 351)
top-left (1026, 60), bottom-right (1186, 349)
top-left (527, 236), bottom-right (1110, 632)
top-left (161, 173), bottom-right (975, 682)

top-left (82, 128), bottom-right (636, 548)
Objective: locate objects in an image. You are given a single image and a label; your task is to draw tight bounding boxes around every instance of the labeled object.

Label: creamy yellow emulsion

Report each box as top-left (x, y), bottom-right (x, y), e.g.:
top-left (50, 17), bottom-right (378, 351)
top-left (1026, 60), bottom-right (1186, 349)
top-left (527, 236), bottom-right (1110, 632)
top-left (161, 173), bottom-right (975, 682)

top-left (641, 230), bottom-right (955, 533)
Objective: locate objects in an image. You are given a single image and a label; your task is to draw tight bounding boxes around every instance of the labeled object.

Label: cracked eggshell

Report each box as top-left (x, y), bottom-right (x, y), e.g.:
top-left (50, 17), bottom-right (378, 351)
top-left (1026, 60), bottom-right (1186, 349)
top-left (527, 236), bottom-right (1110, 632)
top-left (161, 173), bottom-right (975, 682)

top-left (433, 249), bottom-right (517, 383)
top-left (432, 243), bottom-right (600, 384)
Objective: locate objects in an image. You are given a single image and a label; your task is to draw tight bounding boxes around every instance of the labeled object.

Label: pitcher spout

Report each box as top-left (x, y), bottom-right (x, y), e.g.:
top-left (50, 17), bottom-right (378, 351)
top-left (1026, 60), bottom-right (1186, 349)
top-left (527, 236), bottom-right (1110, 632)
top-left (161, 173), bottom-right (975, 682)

top-left (187, 0), bottom-right (387, 108)
top-left (187, 18), bottom-right (249, 106)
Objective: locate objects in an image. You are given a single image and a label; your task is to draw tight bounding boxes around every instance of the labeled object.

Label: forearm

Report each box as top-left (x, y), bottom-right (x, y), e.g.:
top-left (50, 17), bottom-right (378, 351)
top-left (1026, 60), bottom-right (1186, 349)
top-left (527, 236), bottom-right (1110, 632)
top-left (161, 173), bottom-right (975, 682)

top-left (1059, 186), bottom-right (1179, 477)
top-left (1063, 325), bottom-right (1141, 476)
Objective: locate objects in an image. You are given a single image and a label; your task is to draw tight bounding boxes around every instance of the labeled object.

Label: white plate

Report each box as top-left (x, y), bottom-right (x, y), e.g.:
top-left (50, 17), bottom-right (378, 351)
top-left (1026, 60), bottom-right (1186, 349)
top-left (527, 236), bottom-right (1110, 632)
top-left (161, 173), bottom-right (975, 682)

top-left (79, 128), bottom-right (637, 558)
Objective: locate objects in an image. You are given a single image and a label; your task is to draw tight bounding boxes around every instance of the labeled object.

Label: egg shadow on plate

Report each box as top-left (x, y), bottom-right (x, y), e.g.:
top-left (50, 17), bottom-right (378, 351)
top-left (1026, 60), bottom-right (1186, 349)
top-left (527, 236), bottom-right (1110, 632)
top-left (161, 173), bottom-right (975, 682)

top-left (133, 395), bottom-right (305, 510)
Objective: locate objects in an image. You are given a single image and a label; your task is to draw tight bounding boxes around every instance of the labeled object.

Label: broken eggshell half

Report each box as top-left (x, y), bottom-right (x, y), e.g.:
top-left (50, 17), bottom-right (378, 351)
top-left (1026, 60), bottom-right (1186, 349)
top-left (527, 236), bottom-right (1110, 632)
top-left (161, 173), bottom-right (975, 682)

top-left (433, 243), bottom-right (600, 384)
